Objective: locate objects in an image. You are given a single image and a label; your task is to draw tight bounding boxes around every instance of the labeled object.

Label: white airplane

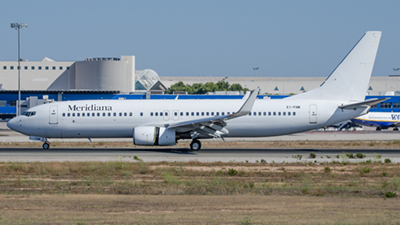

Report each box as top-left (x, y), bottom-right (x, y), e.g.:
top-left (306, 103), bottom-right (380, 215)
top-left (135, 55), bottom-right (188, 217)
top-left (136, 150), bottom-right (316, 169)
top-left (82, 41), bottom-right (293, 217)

top-left (351, 112), bottom-right (400, 131)
top-left (7, 31), bottom-right (384, 150)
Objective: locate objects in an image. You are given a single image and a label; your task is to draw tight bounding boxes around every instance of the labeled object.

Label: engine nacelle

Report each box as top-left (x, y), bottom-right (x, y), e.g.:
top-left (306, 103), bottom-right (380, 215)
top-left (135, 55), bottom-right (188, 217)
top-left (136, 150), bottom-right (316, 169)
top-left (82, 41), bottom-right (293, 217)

top-left (133, 126), bottom-right (176, 146)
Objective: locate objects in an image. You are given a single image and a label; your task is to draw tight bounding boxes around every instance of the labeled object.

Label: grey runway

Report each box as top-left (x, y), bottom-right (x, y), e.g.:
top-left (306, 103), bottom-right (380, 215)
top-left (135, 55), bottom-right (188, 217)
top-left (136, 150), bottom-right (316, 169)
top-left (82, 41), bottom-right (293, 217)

top-left (0, 148), bottom-right (399, 163)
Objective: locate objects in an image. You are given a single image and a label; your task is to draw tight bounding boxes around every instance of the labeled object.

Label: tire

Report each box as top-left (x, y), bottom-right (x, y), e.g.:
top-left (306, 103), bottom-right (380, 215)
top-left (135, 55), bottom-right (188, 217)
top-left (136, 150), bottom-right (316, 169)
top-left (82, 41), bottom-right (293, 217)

top-left (394, 127), bottom-right (399, 131)
top-left (42, 142), bottom-right (50, 149)
top-left (190, 140), bottom-right (201, 151)
top-left (376, 127), bottom-right (382, 131)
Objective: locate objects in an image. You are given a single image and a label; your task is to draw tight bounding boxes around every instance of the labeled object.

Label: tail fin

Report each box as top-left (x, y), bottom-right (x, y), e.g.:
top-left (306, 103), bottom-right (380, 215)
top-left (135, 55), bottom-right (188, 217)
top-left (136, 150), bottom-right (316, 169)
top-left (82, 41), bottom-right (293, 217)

top-left (290, 31), bottom-right (381, 102)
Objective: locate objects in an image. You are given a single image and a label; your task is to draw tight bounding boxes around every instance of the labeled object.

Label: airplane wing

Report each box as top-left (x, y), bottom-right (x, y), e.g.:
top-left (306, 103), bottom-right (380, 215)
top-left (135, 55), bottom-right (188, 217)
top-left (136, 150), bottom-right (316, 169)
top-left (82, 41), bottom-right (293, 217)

top-left (338, 98), bottom-right (390, 110)
top-left (164, 88), bottom-right (259, 139)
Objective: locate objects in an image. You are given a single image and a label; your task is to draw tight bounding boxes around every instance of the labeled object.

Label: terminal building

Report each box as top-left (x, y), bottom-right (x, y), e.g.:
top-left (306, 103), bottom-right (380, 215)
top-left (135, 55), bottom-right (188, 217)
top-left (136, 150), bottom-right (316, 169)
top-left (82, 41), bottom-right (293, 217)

top-left (1, 55), bottom-right (400, 117)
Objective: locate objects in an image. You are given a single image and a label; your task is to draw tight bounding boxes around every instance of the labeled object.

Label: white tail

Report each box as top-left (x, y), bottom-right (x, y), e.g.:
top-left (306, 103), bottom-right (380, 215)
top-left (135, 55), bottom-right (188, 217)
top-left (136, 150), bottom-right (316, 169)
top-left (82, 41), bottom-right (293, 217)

top-left (290, 31), bottom-right (381, 102)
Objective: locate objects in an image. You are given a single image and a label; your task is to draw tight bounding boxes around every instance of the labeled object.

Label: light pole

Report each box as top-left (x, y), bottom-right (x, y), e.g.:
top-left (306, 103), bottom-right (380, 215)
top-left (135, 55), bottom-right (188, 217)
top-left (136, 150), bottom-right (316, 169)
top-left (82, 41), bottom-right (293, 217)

top-left (253, 67), bottom-right (259, 77)
top-left (10, 23), bottom-right (27, 116)
top-left (393, 68), bottom-right (400, 76)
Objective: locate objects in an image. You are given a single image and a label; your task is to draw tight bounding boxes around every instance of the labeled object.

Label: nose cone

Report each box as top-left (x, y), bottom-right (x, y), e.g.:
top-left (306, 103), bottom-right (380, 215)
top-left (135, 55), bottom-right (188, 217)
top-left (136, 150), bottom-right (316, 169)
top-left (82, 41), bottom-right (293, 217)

top-left (7, 117), bottom-right (21, 132)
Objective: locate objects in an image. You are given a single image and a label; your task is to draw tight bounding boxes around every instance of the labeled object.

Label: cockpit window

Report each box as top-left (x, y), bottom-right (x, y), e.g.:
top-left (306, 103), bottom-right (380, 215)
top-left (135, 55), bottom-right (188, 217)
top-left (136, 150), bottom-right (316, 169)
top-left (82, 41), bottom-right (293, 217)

top-left (22, 111), bottom-right (36, 117)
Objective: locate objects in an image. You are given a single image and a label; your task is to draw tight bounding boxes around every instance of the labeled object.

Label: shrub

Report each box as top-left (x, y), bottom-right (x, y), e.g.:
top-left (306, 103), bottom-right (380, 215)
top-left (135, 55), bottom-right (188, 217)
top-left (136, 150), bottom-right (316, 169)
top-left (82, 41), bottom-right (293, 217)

top-left (385, 158), bottom-right (392, 163)
top-left (346, 153), bottom-right (355, 158)
top-left (365, 159), bottom-right (372, 164)
top-left (133, 155), bottom-right (142, 161)
top-left (335, 155), bottom-right (340, 159)
top-left (360, 168), bottom-right (371, 175)
top-left (228, 168), bottom-right (238, 176)
top-left (309, 152), bottom-right (316, 158)
top-left (385, 191), bottom-right (397, 198)
top-left (356, 153), bottom-right (366, 159)
top-left (260, 159), bottom-right (266, 163)
top-left (382, 172), bottom-right (387, 177)
top-left (324, 167), bottom-right (331, 173)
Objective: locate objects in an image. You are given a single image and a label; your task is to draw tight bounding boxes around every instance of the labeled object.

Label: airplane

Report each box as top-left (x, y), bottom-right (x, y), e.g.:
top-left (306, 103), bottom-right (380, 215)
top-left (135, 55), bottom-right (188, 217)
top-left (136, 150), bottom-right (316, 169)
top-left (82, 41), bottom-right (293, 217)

top-left (351, 112), bottom-right (400, 131)
top-left (7, 31), bottom-right (385, 150)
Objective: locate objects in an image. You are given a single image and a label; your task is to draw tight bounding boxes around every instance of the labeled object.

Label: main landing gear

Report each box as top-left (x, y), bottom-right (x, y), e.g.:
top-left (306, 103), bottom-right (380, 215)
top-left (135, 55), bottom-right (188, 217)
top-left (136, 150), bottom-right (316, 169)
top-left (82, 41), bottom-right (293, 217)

top-left (190, 139), bottom-right (201, 151)
top-left (42, 142), bottom-right (50, 149)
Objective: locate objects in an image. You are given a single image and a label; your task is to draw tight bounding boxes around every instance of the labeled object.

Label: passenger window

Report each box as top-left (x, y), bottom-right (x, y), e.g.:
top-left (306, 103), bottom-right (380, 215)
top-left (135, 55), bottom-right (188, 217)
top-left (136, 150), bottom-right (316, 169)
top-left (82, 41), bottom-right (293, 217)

top-left (108, 113), bottom-right (111, 116)
top-left (92, 113), bottom-right (95, 117)
top-left (155, 112), bottom-right (158, 116)
top-left (263, 112), bottom-right (266, 116)
top-left (67, 113), bottom-right (70, 117)
top-left (77, 113), bottom-right (80, 117)
top-left (160, 112), bottom-right (163, 116)
top-left (201, 112), bottom-right (204, 116)
top-left (124, 112), bottom-right (127, 116)
top-left (129, 112), bottom-right (132, 116)
top-left (165, 112), bottom-right (168, 116)
top-left (113, 112), bottom-right (116, 116)
top-left (196, 112), bottom-right (199, 116)
top-left (119, 112), bottom-right (122, 116)
top-left (140, 112), bottom-right (143, 116)
top-left (103, 113), bottom-right (106, 116)
top-left (268, 112), bottom-right (271, 116)
top-left (174, 112), bottom-right (177, 116)
top-left (72, 113), bottom-right (75, 117)
top-left (253, 112), bottom-right (256, 116)
top-left (62, 113), bottom-right (65, 117)
top-left (97, 113), bottom-right (100, 117)
top-left (87, 113), bottom-right (90, 117)
top-left (273, 112), bottom-right (276, 116)
top-left (191, 112), bottom-right (194, 116)
top-left (211, 112), bottom-right (214, 116)
top-left (216, 112), bottom-right (219, 116)
top-left (150, 112), bottom-right (153, 116)
top-left (186, 112), bottom-right (189, 116)
top-left (293, 112), bottom-right (296, 116)
top-left (278, 112), bottom-right (281, 116)
top-left (249, 112), bottom-right (251, 116)
top-left (180, 112), bottom-right (183, 116)
top-left (222, 112), bottom-right (225, 116)
top-left (288, 112), bottom-right (291, 116)
top-left (258, 112), bottom-right (261, 116)
top-left (206, 112), bottom-right (209, 116)
top-left (283, 112), bottom-right (286, 116)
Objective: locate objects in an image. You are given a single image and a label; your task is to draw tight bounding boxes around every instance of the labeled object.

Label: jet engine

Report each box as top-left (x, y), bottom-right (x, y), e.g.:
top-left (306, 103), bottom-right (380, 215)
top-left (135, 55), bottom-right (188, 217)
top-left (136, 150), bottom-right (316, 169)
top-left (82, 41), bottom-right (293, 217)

top-left (133, 126), bottom-right (176, 146)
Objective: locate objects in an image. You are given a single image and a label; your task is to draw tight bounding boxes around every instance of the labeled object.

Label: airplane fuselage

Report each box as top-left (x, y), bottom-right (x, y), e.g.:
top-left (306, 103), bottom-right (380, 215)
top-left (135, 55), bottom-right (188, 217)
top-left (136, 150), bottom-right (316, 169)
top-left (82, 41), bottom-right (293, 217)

top-left (8, 98), bottom-right (366, 139)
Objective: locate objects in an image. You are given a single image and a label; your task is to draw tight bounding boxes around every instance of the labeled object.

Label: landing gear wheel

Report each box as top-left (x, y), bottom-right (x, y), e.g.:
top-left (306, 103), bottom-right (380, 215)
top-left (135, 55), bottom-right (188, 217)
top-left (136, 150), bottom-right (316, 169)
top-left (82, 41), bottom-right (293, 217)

top-left (190, 139), bottom-right (201, 151)
top-left (394, 127), bottom-right (399, 131)
top-left (42, 142), bottom-right (50, 149)
top-left (376, 127), bottom-right (382, 131)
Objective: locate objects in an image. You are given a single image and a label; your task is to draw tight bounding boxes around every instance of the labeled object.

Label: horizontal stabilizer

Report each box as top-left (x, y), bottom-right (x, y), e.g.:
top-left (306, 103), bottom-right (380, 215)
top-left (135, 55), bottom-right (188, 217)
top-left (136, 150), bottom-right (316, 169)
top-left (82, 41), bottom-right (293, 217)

top-left (338, 98), bottom-right (389, 109)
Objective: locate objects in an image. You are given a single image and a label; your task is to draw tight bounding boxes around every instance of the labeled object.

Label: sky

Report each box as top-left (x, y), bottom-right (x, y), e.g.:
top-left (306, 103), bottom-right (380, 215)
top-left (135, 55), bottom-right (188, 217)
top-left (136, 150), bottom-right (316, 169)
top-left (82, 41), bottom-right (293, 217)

top-left (0, 0), bottom-right (399, 77)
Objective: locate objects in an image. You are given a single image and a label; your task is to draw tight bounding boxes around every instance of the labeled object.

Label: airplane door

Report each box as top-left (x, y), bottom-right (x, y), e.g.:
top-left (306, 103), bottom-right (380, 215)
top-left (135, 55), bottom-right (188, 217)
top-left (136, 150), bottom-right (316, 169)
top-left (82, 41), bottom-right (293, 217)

top-left (49, 105), bottom-right (58, 125)
top-left (173, 110), bottom-right (179, 121)
top-left (309, 105), bottom-right (317, 124)
top-left (163, 110), bottom-right (170, 121)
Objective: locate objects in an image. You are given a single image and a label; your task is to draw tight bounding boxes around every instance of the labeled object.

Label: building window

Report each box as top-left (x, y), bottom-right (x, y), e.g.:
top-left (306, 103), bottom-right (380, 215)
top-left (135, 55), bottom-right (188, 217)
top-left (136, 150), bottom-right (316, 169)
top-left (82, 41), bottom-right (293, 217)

top-left (9, 101), bottom-right (16, 106)
top-left (393, 103), bottom-right (400, 108)
top-left (31, 66), bottom-right (35, 70)
top-left (0, 101), bottom-right (7, 107)
top-left (380, 102), bottom-right (392, 108)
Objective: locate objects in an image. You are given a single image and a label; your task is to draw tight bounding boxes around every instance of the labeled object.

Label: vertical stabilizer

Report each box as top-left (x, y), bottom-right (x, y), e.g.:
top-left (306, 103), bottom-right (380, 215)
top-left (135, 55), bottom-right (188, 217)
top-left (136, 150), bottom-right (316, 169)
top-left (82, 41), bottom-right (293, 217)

top-left (290, 31), bottom-right (381, 102)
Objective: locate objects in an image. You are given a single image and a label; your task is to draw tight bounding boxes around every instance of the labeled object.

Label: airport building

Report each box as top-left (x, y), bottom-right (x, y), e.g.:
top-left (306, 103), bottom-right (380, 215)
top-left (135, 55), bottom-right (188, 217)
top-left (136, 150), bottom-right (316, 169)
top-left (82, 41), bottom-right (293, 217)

top-left (1, 55), bottom-right (400, 118)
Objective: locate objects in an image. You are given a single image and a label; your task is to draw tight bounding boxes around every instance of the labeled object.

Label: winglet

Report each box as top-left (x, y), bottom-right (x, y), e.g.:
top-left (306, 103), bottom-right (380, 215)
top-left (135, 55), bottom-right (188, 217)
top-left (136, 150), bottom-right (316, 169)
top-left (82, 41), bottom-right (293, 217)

top-left (229, 88), bottom-right (259, 119)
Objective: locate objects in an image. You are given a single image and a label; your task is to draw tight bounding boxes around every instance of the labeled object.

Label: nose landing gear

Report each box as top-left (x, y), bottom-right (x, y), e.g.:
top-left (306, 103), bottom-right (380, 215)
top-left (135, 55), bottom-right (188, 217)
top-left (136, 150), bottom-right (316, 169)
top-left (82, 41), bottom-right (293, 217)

top-left (42, 142), bottom-right (50, 149)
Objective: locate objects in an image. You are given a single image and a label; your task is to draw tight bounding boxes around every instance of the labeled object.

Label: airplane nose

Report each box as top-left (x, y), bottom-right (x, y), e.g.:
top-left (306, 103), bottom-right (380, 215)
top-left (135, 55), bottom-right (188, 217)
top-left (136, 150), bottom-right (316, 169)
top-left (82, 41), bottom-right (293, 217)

top-left (7, 117), bottom-right (21, 131)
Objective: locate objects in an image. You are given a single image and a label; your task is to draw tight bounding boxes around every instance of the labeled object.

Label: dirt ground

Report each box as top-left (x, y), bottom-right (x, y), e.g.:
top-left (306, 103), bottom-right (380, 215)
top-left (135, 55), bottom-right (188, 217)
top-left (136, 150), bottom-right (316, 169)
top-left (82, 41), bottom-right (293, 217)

top-left (0, 194), bottom-right (399, 224)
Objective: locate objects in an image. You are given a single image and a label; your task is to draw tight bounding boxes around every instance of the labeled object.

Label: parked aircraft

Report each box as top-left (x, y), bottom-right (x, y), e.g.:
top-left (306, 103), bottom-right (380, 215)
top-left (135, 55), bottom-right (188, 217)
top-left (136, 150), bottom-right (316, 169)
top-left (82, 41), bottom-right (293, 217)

top-left (351, 112), bottom-right (400, 131)
top-left (7, 31), bottom-right (384, 150)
